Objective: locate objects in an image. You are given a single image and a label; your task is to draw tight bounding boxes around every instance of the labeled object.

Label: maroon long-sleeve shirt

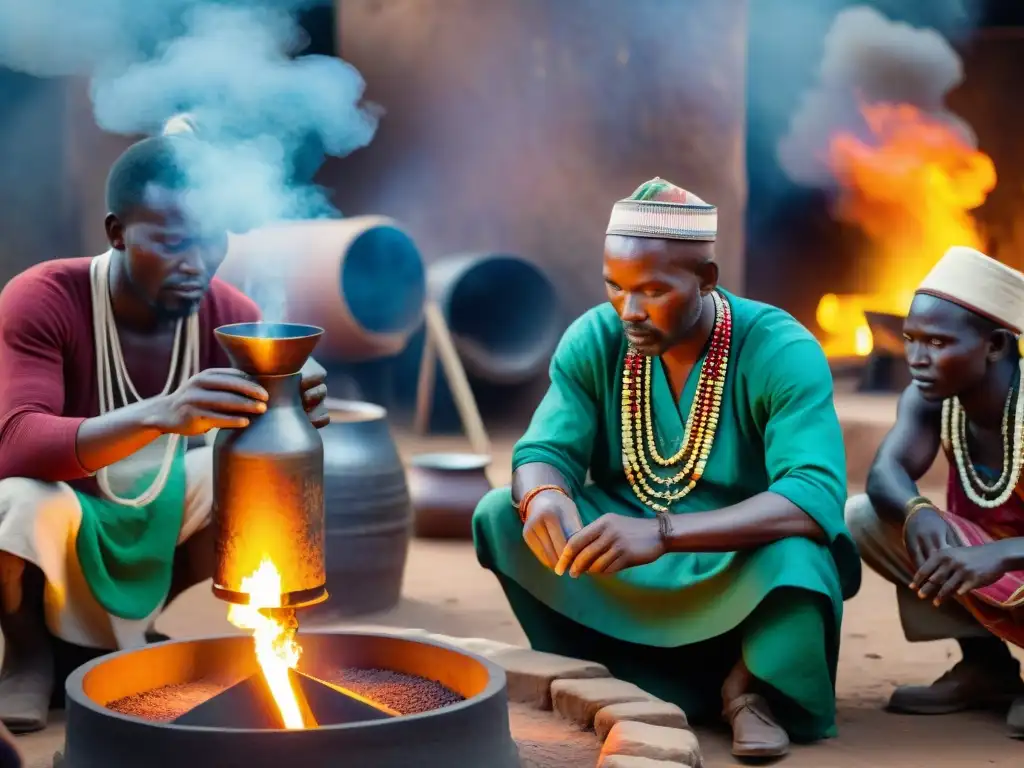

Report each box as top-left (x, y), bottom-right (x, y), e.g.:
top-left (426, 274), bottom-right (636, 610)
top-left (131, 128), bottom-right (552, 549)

top-left (0, 257), bottom-right (260, 493)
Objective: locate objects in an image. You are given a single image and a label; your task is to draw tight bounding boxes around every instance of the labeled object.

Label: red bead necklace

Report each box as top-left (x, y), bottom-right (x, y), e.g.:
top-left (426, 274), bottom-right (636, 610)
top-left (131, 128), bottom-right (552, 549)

top-left (620, 290), bottom-right (732, 512)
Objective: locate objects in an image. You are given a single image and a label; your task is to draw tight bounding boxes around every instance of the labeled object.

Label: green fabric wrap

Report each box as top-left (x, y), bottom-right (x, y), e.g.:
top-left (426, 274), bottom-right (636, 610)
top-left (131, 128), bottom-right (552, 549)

top-left (73, 444), bottom-right (187, 620)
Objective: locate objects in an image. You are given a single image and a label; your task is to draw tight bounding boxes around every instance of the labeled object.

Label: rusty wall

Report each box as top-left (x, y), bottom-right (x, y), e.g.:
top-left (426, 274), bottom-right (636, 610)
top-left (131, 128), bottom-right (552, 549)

top-left (0, 71), bottom-right (80, 285)
top-left (949, 28), bottom-right (1024, 271)
top-left (327, 0), bottom-right (749, 318)
top-left (64, 78), bottom-right (136, 256)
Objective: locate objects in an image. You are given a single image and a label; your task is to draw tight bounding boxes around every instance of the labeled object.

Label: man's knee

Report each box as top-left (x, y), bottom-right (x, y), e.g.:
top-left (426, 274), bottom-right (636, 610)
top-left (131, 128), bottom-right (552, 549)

top-left (473, 487), bottom-right (515, 525)
top-left (844, 494), bottom-right (892, 549)
top-left (844, 493), bottom-right (914, 586)
top-left (180, 447), bottom-right (214, 544)
top-left (472, 487), bottom-right (520, 558)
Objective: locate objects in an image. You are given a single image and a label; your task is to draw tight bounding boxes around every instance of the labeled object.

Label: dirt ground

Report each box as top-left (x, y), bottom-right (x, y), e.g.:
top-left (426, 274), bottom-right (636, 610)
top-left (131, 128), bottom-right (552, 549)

top-left (11, 429), bottom-right (1024, 767)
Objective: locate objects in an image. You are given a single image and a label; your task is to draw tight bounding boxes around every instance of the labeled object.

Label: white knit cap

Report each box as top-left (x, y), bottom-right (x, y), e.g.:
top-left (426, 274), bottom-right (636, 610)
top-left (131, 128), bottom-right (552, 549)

top-left (916, 246), bottom-right (1024, 334)
top-left (606, 178), bottom-right (717, 242)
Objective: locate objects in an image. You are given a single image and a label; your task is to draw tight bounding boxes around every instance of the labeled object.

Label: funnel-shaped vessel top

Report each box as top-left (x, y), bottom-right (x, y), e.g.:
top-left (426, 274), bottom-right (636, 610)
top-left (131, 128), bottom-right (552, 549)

top-left (215, 322), bottom-right (323, 376)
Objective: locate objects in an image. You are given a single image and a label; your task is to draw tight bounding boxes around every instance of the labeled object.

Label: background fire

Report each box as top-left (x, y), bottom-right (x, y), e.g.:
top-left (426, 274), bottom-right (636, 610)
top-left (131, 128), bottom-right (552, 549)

top-left (818, 100), bottom-right (997, 358)
top-left (772, 5), bottom-right (1016, 364)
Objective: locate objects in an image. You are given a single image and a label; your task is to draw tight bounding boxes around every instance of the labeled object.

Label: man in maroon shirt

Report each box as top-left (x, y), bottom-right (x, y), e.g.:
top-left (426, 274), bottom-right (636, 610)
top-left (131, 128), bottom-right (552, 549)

top-left (0, 135), bottom-right (329, 733)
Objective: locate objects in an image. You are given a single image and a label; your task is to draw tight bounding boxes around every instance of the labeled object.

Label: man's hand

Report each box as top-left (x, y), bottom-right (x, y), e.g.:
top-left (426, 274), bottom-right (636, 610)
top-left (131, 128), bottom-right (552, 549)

top-left (904, 507), bottom-right (956, 570)
top-left (555, 514), bottom-right (665, 578)
top-left (148, 368), bottom-right (268, 436)
top-left (911, 543), bottom-right (1010, 605)
top-left (300, 358), bottom-right (329, 429)
top-left (522, 490), bottom-right (583, 570)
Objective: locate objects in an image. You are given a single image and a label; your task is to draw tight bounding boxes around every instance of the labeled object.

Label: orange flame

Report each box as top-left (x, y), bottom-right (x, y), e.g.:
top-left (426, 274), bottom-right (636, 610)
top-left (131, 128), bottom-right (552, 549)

top-left (817, 101), bottom-right (997, 356)
top-left (227, 558), bottom-right (305, 730)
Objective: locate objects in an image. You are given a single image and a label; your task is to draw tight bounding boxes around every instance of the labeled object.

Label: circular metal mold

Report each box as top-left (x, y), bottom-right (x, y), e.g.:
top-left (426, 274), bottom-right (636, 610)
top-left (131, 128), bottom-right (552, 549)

top-left (62, 632), bottom-right (519, 768)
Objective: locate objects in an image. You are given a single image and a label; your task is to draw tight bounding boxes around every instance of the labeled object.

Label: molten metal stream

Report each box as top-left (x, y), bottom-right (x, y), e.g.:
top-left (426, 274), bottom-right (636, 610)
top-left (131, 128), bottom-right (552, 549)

top-left (227, 558), bottom-right (306, 729)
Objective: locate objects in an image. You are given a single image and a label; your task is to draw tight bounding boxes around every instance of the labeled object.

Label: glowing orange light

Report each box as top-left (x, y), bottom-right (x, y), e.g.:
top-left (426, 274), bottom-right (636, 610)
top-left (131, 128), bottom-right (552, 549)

top-left (816, 101), bottom-right (996, 357)
top-left (227, 558), bottom-right (304, 730)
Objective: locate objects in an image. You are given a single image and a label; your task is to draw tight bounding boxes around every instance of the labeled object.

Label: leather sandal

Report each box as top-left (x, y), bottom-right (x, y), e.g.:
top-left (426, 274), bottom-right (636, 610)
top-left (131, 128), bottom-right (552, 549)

top-left (723, 693), bottom-right (790, 759)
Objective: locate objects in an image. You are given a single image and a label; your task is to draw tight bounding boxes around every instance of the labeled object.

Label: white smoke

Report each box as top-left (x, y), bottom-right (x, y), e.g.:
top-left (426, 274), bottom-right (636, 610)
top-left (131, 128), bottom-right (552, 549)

top-left (777, 5), bottom-right (974, 189)
top-left (0, 0), bottom-right (379, 322)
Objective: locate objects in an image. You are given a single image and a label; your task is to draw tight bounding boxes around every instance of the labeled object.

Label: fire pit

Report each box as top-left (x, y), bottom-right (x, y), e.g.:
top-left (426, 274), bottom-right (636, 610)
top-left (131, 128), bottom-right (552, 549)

top-left (53, 322), bottom-right (519, 767)
top-left (59, 631), bottom-right (520, 768)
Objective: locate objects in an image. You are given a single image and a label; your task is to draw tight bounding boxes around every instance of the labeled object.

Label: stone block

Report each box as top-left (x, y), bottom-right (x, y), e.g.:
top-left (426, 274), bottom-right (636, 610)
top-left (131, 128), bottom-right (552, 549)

top-left (598, 756), bottom-right (688, 768)
top-left (594, 700), bottom-right (689, 741)
top-left (551, 677), bottom-right (657, 727)
top-left (490, 648), bottom-right (610, 709)
top-left (601, 721), bottom-right (702, 767)
top-left (428, 634), bottom-right (519, 658)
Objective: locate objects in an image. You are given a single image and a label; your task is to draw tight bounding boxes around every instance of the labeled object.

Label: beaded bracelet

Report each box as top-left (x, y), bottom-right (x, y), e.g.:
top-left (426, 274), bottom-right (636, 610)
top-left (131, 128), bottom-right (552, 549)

top-left (656, 511), bottom-right (674, 541)
top-left (517, 484), bottom-right (569, 523)
top-left (904, 495), bottom-right (936, 519)
top-left (901, 496), bottom-right (938, 538)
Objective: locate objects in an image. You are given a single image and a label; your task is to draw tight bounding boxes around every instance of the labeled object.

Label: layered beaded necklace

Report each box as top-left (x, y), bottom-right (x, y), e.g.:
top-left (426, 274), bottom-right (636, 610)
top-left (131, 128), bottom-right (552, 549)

top-left (941, 362), bottom-right (1024, 509)
top-left (621, 290), bottom-right (732, 512)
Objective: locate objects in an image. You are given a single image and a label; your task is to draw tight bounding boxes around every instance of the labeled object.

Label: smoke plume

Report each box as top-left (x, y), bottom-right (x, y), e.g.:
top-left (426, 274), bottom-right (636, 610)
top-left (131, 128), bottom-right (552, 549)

top-left (0, 0), bottom-right (378, 320)
top-left (777, 5), bottom-right (973, 188)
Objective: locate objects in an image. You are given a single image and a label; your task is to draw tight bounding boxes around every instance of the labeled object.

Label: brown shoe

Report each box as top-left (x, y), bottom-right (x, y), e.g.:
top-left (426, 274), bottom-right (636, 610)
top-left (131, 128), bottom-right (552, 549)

top-left (887, 659), bottom-right (1024, 715)
top-left (724, 693), bottom-right (790, 760)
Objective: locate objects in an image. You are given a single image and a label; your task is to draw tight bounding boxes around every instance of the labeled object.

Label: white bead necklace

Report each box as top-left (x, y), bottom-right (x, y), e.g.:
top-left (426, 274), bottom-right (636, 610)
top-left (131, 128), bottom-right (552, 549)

top-left (90, 252), bottom-right (200, 507)
top-left (942, 356), bottom-right (1024, 509)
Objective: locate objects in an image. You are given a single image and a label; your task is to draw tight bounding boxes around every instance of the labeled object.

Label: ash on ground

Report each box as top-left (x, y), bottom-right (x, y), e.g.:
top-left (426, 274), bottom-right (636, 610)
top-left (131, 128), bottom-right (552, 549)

top-left (325, 667), bottom-right (464, 715)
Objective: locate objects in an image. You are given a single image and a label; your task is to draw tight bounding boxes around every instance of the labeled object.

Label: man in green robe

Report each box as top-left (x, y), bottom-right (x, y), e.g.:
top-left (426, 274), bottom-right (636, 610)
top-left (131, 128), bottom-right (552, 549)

top-left (473, 178), bottom-right (861, 760)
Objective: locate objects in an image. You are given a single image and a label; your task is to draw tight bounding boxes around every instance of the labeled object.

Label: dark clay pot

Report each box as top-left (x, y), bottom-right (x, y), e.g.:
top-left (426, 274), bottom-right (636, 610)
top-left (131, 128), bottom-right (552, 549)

top-left (303, 399), bottom-right (412, 623)
top-left (409, 453), bottom-right (492, 540)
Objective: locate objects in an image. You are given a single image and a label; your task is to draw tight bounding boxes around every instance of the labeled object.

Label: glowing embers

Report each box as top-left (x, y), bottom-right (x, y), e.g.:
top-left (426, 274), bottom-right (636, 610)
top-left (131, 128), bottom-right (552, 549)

top-left (171, 667), bottom-right (394, 731)
top-left (205, 557), bottom-right (394, 730)
top-left (66, 633), bottom-right (519, 768)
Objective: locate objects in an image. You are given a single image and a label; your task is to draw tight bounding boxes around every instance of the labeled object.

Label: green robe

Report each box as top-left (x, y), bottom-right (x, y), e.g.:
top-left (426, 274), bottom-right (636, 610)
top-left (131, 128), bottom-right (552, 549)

top-left (473, 291), bottom-right (861, 741)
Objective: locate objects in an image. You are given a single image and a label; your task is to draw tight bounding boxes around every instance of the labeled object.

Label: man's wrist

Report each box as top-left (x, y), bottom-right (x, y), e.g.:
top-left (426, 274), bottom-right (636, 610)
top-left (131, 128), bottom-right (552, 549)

top-left (903, 495), bottom-right (937, 520)
top-left (517, 485), bottom-right (569, 522)
top-left (656, 511), bottom-right (677, 553)
top-left (138, 396), bottom-right (173, 436)
top-left (993, 538), bottom-right (1024, 572)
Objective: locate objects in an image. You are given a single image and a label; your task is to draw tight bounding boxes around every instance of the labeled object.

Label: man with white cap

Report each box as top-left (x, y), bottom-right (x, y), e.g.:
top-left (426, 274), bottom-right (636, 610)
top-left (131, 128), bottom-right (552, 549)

top-left (847, 245), bottom-right (1024, 736)
top-left (473, 178), bottom-right (860, 759)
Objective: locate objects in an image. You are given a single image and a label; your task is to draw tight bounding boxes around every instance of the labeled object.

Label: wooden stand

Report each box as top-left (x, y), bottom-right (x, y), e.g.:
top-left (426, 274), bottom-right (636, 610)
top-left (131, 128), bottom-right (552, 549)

top-left (413, 302), bottom-right (491, 456)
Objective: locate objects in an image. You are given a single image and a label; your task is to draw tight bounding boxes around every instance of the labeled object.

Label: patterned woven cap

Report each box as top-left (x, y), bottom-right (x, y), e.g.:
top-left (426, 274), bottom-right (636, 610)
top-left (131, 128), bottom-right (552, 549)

top-left (916, 246), bottom-right (1024, 334)
top-left (606, 177), bottom-right (717, 242)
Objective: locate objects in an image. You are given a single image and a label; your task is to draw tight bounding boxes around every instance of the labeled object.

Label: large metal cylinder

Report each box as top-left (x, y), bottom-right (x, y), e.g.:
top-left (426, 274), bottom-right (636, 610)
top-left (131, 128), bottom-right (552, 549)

top-left (212, 322), bottom-right (327, 608)
top-left (219, 217), bottom-right (427, 362)
top-left (428, 253), bottom-right (561, 385)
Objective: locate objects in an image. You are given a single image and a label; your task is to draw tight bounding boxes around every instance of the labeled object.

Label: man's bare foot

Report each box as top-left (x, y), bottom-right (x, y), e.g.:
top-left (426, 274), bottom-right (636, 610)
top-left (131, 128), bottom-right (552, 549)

top-left (887, 657), bottom-right (1024, 715)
